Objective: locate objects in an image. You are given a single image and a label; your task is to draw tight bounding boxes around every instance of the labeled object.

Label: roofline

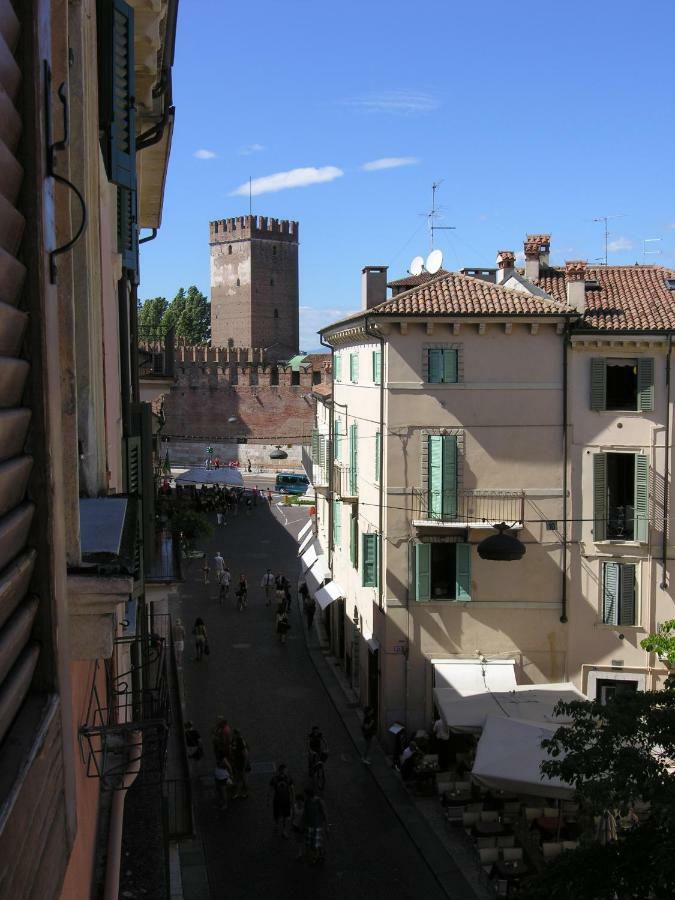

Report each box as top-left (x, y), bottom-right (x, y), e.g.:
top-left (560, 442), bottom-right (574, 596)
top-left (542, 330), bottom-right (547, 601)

top-left (319, 308), bottom-right (574, 335)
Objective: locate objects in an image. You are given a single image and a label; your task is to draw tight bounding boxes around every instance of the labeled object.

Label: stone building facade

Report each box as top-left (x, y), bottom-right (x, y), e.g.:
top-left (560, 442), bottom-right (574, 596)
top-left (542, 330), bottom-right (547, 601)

top-left (209, 216), bottom-right (299, 358)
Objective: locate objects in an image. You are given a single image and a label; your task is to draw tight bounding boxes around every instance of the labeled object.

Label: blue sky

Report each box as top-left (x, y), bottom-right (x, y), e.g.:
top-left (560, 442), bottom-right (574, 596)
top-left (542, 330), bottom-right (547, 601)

top-left (140, 0), bottom-right (675, 351)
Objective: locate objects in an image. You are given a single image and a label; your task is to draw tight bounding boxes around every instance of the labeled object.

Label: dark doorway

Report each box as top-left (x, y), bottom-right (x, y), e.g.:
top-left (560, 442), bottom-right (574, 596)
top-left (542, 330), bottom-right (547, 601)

top-left (368, 647), bottom-right (379, 721)
top-left (596, 678), bottom-right (638, 705)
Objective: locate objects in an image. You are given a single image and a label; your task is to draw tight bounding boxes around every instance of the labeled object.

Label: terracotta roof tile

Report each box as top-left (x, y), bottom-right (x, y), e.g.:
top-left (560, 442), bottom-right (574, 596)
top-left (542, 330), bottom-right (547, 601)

top-left (536, 265), bottom-right (675, 331)
top-left (373, 270), bottom-right (567, 317)
top-left (387, 269), bottom-right (450, 289)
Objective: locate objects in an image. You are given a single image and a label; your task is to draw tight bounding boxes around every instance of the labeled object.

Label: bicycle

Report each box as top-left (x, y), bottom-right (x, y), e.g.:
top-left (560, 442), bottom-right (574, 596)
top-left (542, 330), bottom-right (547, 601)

top-left (308, 750), bottom-right (326, 791)
top-left (218, 580), bottom-right (230, 606)
top-left (236, 589), bottom-right (248, 612)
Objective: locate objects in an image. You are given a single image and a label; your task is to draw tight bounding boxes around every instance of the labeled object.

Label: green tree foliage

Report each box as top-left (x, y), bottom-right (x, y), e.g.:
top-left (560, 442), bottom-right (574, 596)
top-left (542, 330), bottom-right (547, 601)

top-left (138, 286), bottom-right (210, 344)
top-left (518, 679), bottom-right (675, 900)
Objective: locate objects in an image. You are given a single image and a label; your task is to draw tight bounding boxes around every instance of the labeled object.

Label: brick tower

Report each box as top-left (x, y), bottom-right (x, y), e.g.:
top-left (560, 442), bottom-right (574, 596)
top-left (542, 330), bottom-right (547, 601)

top-left (209, 215), bottom-right (299, 359)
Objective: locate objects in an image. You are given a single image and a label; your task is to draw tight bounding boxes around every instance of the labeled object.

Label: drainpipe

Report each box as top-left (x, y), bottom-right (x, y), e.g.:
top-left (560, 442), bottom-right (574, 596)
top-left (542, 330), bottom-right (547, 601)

top-left (365, 317), bottom-right (385, 611)
top-left (661, 333), bottom-right (672, 588)
top-left (319, 333), bottom-right (334, 570)
top-left (560, 322), bottom-right (570, 623)
top-left (103, 731), bottom-right (143, 900)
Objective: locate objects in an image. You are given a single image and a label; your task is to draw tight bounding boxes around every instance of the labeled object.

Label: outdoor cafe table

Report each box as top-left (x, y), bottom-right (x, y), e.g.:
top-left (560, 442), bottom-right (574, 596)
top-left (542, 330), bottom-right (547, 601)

top-left (494, 859), bottom-right (529, 880)
top-left (414, 755), bottom-right (439, 775)
top-left (473, 821), bottom-right (508, 837)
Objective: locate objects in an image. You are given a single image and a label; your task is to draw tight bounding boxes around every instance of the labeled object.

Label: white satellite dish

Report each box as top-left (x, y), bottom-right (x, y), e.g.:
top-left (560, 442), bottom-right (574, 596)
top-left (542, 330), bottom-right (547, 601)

top-left (426, 249), bottom-right (443, 274)
top-left (409, 256), bottom-right (425, 276)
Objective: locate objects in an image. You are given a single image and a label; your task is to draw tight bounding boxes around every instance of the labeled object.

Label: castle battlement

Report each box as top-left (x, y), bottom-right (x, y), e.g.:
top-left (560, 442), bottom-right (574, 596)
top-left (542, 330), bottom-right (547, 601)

top-left (209, 215), bottom-right (299, 244)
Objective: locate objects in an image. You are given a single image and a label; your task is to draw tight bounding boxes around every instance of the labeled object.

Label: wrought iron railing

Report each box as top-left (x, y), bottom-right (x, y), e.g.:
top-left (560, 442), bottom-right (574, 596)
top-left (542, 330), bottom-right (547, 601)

top-left (412, 489), bottom-right (525, 525)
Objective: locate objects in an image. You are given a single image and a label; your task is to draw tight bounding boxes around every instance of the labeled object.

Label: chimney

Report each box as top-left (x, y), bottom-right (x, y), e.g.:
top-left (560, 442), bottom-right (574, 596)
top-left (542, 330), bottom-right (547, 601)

top-left (361, 266), bottom-right (388, 310)
top-left (565, 260), bottom-right (587, 312)
top-left (523, 234), bottom-right (551, 281)
top-left (495, 250), bottom-right (516, 285)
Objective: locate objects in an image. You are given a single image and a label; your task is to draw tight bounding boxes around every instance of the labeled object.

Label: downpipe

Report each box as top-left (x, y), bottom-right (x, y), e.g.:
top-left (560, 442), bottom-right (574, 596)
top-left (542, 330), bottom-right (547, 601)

top-left (661, 333), bottom-right (672, 588)
top-left (103, 730), bottom-right (143, 900)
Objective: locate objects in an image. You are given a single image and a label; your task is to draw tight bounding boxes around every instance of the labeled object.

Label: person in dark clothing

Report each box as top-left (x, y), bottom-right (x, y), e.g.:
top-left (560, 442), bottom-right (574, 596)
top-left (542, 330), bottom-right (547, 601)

top-left (303, 591), bottom-right (316, 631)
top-left (269, 763), bottom-right (294, 837)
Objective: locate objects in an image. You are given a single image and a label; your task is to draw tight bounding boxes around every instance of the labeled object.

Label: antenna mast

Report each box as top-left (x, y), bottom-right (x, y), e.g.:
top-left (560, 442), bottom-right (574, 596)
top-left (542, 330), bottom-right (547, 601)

top-left (428, 181), bottom-right (455, 250)
top-left (593, 214), bottom-right (625, 266)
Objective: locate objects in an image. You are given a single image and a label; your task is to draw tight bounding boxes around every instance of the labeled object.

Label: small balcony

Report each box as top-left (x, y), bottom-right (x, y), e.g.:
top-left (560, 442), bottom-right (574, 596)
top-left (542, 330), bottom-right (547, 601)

top-left (302, 443), bottom-right (330, 491)
top-left (333, 462), bottom-right (357, 501)
top-left (412, 489), bottom-right (525, 529)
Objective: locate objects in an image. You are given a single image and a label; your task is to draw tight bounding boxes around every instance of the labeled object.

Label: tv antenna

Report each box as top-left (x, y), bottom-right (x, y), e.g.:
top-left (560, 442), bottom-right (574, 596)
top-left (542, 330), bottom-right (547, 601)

top-left (427, 181), bottom-right (455, 250)
top-left (592, 214), bottom-right (625, 265)
top-left (643, 238), bottom-right (661, 263)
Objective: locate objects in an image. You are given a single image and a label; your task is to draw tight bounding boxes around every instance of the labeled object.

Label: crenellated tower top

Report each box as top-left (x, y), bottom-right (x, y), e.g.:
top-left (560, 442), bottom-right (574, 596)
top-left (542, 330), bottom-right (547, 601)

top-left (209, 216), bottom-right (299, 244)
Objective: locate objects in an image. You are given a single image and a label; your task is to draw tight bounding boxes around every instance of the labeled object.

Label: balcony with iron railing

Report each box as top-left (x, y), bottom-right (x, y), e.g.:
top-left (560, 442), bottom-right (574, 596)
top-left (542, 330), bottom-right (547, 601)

top-left (333, 461), bottom-right (357, 501)
top-left (302, 443), bottom-right (330, 491)
top-left (412, 489), bottom-right (525, 528)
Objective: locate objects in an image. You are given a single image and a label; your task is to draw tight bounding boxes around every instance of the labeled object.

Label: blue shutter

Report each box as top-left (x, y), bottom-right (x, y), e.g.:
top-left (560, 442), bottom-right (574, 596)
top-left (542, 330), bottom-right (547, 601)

top-left (415, 543), bottom-right (431, 602)
top-left (442, 435), bottom-right (458, 518)
top-left (99, 0), bottom-right (137, 189)
top-left (443, 349), bottom-right (458, 383)
top-left (362, 534), bottom-right (378, 587)
top-left (619, 564), bottom-right (636, 625)
top-left (455, 543), bottom-right (472, 601)
top-left (428, 435), bottom-right (443, 518)
top-left (117, 185), bottom-right (138, 272)
top-left (373, 350), bottom-right (381, 384)
top-left (428, 349), bottom-right (443, 383)
top-left (593, 454), bottom-right (608, 541)
top-left (634, 454), bottom-right (649, 543)
top-left (334, 355), bottom-right (341, 382)
top-left (637, 358), bottom-right (654, 411)
top-left (603, 562), bottom-right (619, 625)
top-left (590, 358), bottom-right (607, 411)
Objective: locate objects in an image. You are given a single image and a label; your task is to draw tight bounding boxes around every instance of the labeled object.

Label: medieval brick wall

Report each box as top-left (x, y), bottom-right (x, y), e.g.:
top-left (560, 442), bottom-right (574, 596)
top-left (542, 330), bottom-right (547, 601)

top-left (209, 216), bottom-right (299, 358)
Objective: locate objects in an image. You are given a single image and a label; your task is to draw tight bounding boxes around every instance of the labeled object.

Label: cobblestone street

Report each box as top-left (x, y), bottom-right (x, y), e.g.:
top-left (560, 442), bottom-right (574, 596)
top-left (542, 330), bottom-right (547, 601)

top-left (173, 496), bottom-right (448, 899)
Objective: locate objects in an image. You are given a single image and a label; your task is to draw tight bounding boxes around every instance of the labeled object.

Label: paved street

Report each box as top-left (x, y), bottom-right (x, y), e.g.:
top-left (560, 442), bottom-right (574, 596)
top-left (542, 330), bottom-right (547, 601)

top-left (174, 496), bottom-right (448, 899)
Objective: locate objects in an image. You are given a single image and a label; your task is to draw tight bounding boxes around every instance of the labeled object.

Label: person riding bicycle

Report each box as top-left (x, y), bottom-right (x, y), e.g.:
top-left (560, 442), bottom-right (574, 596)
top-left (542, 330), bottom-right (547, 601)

top-left (307, 726), bottom-right (328, 776)
top-left (219, 565), bottom-right (231, 603)
top-left (236, 573), bottom-right (248, 610)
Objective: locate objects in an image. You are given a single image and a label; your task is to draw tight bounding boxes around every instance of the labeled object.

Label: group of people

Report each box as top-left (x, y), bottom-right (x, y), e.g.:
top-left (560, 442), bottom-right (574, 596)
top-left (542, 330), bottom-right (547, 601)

top-left (210, 718), bottom-right (251, 809)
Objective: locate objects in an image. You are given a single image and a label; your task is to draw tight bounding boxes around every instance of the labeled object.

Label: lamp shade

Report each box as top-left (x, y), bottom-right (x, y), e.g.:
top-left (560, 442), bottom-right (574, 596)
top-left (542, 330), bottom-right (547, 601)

top-left (477, 523), bottom-right (526, 562)
top-left (270, 445), bottom-right (288, 460)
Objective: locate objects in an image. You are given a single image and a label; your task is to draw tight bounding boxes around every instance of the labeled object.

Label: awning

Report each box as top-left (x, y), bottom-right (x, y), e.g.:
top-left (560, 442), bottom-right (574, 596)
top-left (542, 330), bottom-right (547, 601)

top-left (301, 543), bottom-right (320, 572)
top-left (367, 638), bottom-right (380, 654)
top-left (314, 580), bottom-right (345, 610)
top-left (298, 519), bottom-right (313, 542)
top-left (432, 658), bottom-right (516, 701)
top-left (471, 715), bottom-right (574, 800)
top-left (298, 531), bottom-right (314, 555)
top-left (176, 467), bottom-right (244, 487)
top-left (434, 683), bottom-right (585, 733)
top-left (306, 555), bottom-right (330, 595)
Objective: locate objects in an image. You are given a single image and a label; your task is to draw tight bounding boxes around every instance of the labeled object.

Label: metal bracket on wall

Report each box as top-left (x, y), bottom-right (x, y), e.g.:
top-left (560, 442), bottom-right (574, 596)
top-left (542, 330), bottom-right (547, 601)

top-left (44, 60), bottom-right (87, 284)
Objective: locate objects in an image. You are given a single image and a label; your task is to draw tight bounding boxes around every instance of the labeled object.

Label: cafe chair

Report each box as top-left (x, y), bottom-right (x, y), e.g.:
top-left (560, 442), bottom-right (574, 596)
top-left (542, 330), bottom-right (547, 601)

top-left (497, 835), bottom-right (515, 848)
top-left (476, 836), bottom-right (497, 849)
top-left (480, 810), bottom-right (499, 823)
top-left (479, 847), bottom-right (499, 873)
top-left (502, 847), bottom-right (523, 862)
top-left (542, 842), bottom-right (563, 860)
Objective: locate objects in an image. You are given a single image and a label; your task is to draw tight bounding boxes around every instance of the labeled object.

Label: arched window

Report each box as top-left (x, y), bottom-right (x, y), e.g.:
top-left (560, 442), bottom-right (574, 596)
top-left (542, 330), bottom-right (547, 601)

top-left (274, 308), bottom-right (279, 318)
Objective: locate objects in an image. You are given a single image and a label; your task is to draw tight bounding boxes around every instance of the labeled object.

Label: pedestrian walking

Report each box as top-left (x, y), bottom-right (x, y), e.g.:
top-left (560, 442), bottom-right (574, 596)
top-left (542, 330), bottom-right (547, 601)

top-left (213, 551), bottom-right (225, 582)
top-left (214, 456), bottom-right (220, 469)
top-left (245, 495), bottom-right (253, 516)
top-left (216, 504), bottom-right (227, 526)
top-left (266, 488), bottom-right (273, 505)
top-left (269, 764), bottom-right (294, 837)
top-left (303, 592), bottom-right (316, 632)
top-left (302, 786), bottom-right (328, 865)
top-left (276, 608), bottom-right (290, 644)
top-left (173, 617), bottom-right (185, 668)
top-left (184, 721), bottom-right (204, 760)
top-left (291, 793), bottom-right (305, 859)
top-left (230, 729), bottom-right (250, 799)
top-left (219, 565), bottom-right (231, 605)
top-left (261, 568), bottom-right (275, 606)
top-left (192, 617), bottom-right (208, 661)
top-left (236, 574), bottom-right (248, 611)
top-left (361, 705), bottom-right (376, 765)
top-left (202, 557), bottom-right (210, 584)
top-left (214, 757), bottom-right (233, 810)
top-left (212, 717), bottom-right (232, 762)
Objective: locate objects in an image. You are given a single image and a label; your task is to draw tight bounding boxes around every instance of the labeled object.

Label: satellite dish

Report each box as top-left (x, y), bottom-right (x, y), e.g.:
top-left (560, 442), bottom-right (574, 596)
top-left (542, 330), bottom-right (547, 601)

top-left (426, 249), bottom-right (443, 274)
top-left (409, 256), bottom-right (425, 276)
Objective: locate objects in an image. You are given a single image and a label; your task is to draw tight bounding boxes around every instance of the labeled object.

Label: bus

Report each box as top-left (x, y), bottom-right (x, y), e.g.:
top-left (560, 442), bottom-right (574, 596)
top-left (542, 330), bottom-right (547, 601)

top-left (275, 472), bottom-right (310, 495)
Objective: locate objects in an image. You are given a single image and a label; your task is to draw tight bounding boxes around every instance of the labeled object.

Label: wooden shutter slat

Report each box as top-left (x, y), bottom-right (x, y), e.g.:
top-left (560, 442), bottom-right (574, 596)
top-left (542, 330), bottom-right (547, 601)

top-left (0, 595), bottom-right (38, 684)
top-left (0, 408), bottom-right (30, 463)
top-left (619, 564), bottom-right (636, 626)
top-left (0, 189), bottom-right (24, 255)
top-left (0, 299), bottom-right (28, 355)
top-left (0, 31), bottom-right (20, 99)
top-left (0, 455), bottom-right (32, 519)
top-left (603, 562), bottom-right (619, 624)
top-left (428, 435), bottom-right (442, 518)
top-left (0, 137), bottom-right (22, 205)
top-left (415, 543), bottom-right (430, 601)
top-left (590, 358), bottom-right (606, 410)
top-left (0, 503), bottom-right (34, 572)
top-left (0, 642), bottom-right (39, 746)
top-left (442, 435), bottom-right (458, 518)
top-left (0, 244), bottom-right (26, 305)
top-left (456, 543), bottom-right (472, 601)
top-left (0, 85), bottom-right (21, 152)
top-left (634, 454), bottom-right (649, 542)
top-left (443, 349), bottom-right (458, 383)
top-left (0, 549), bottom-right (35, 631)
top-left (637, 357), bottom-right (654, 411)
top-left (0, 357), bottom-right (28, 408)
top-left (593, 453), bottom-right (607, 540)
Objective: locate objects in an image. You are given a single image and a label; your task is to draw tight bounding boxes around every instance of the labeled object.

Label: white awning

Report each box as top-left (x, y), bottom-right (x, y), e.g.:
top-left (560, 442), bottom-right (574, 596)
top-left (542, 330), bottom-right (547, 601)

top-left (432, 658), bottom-right (517, 701)
top-left (433, 682), bottom-right (585, 733)
top-left (471, 715), bottom-right (574, 800)
top-left (298, 531), bottom-right (314, 556)
top-left (298, 519), bottom-right (313, 542)
top-left (314, 580), bottom-right (346, 610)
top-left (367, 638), bottom-right (380, 653)
top-left (306, 555), bottom-right (330, 595)
top-left (300, 543), bottom-right (319, 572)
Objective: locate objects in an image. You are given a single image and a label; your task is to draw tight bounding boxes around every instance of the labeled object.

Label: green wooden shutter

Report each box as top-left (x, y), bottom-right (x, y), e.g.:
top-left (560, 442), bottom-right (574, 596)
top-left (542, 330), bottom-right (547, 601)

top-left (603, 562), bottom-right (619, 624)
top-left (634, 454), bottom-right (649, 542)
top-left (428, 349), bottom-right (443, 383)
top-left (373, 350), bottom-right (381, 384)
top-left (375, 431), bottom-right (381, 482)
top-left (126, 435), bottom-right (142, 583)
top-left (590, 358), bottom-right (607, 410)
top-left (637, 358), bottom-right (655, 411)
top-left (455, 543), bottom-right (472, 601)
top-left (362, 534), bottom-right (378, 587)
top-left (334, 355), bottom-right (341, 382)
top-left (442, 435), bottom-right (458, 518)
top-left (350, 422), bottom-right (358, 495)
top-left (593, 453), bottom-right (608, 540)
top-left (428, 435), bottom-right (443, 518)
top-left (117, 184), bottom-right (138, 272)
top-left (443, 349), bottom-right (458, 383)
top-left (350, 516), bottom-right (358, 568)
top-left (311, 428), bottom-right (319, 462)
top-left (332, 499), bottom-right (341, 547)
top-left (318, 436), bottom-right (326, 468)
top-left (333, 419), bottom-right (341, 462)
top-left (98, 0), bottom-right (137, 188)
top-left (619, 564), bottom-right (636, 625)
top-left (350, 352), bottom-right (359, 383)
top-left (415, 543), bottom-right (431, 602)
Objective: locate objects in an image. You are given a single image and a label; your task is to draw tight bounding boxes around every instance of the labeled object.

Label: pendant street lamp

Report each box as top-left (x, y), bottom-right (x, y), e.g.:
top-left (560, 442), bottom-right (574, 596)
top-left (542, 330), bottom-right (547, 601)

top-left (477, 522), bottom-right (526, 562)
top-left (269, 445), bottom-right (288, 460)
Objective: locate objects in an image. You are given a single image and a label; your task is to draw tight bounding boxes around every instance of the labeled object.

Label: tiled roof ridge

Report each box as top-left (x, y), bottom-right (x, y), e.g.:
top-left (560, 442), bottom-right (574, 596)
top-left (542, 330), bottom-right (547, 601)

top-left (387, 269), bottom-right (450, 287)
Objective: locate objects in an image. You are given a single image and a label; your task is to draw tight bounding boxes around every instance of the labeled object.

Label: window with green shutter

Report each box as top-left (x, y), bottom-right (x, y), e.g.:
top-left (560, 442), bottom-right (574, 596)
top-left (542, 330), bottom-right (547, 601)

top-left (603, 562), bottom-right (637, 625)
top-left (593, 452), bottom-right (649, 542)
top-left (427, 349), bottom-right (458, 384)
top-left (98, 0), bottom-right (137, 189)
top-left (311, 428), bottom-right (320, 463)
top-left (117, 185), bottom-right (138, 272)
top-left (362, 533), bottom-right (378, 587)
top-left (332, 499), bottom-right (342, 548)
top-left (428, 435), bottom-right (457, 519)
top-left (334, 354), bottom-right (342, 382)
top-left (349, 422), bottom-right (358, 495)
top-left (333, 418), bottom-right (342, 462)
top-left (375, 431), bottom-right (381, 482)
top-left (372, 350), bottom-right (381, 384)
top-left (350, 352), bottom-right (359, 383)
top-left (350, 515), bottom-right (358, 568)
top-left (591, 357), bottom-right (654, 412)
top-left (413, 543), bottom-right (471, 601)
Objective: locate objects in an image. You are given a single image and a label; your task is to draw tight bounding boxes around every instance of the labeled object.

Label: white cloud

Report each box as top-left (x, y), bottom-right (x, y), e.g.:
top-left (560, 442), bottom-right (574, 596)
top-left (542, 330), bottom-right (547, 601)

top-left (230, 166), bottom-right (343, 197)
top-left (361, 156), bottom-right (419, 172)
top-left (343, 90), bottom-right (440, 115)
top-left (194, 149), bottom-right (217, 159)
top-left (239, 143), bottom-right (266, 155)
top-left (608, 236), bottom-right (633, 252)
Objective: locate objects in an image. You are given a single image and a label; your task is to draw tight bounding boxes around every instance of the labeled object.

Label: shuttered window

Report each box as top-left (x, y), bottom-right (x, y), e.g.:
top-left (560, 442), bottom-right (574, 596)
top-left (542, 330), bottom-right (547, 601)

top-left (98, 0), bottom-right (136, 189)
top-left (0, 5), bottom-right (38, 748)
top-left (334, 354), bottom-right (342, 383)
top-left (311, 428), bottom-right (319, 463)
top-left (350, 352), bottom-right (359, 383)
top-left (413, 543), bottom-right (471, 602)
top-left (125, 435), bottom-right (142, 584)
top-left (117, 184), bottom-right (138, 273)
top-left (349, 422), bottom-right (358, 495)
top-left (372, 350), bottom-right (381, 385)
top-left (374, 431), bottom-right (381, 483)
top-left (333, 419), bottom-right (342, 462)
top-left (350, 516), bottom-right (358, 568)
top-left (332, 499), bottom-right (342, 548)
top-left (428, 349), bottom-right (458, 384)
top-left (593, 452), bottom-right (649, 543)
top-left (362, 533), bottom-right (378, 587)
top-left (603, 562), bottom-right (637, 625)
top-left (428, 435), bottom-right (457, 519)
top-left (590, 357), bottom-right (654, 412)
